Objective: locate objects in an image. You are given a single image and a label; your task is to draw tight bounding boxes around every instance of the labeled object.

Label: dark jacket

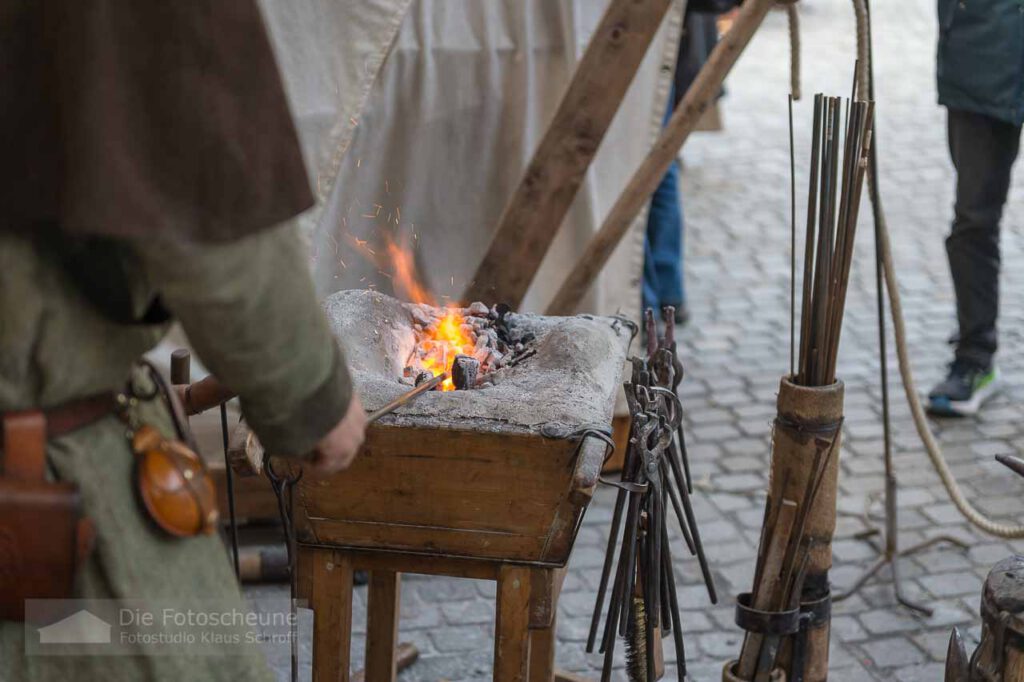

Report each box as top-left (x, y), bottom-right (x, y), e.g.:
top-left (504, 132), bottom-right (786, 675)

top-left (937, 0), bottom-right (1024, 126)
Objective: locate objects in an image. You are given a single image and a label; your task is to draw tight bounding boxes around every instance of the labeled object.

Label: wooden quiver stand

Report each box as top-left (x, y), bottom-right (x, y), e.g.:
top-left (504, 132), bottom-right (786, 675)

top-left (729, 377), bottom-right (844, 682)
top-left (946, 555), bottom-right (1024, 682)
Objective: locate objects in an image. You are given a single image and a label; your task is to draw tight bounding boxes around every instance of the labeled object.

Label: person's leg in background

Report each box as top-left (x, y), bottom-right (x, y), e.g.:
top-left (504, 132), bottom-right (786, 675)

top-left (643, 67), bottom-right (688, 322)
top-left (643, 9), bottom-right (723, 323)
top-left (643, 154), bottom-right (686, 317)
top-left (928, 107), bottom-right (1022, 415)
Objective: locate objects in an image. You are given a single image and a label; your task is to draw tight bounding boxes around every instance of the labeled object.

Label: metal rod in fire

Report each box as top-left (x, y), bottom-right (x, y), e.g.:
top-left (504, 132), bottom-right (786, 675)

top-left (367, 372), bottom-right (447, 423)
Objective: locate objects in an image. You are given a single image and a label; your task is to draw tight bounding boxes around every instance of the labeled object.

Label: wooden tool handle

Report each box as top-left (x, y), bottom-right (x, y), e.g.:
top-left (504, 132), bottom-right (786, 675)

top-left (170, 349), bottom-right (191, 385)
top-left (178, 375), bottom-right (237, 416)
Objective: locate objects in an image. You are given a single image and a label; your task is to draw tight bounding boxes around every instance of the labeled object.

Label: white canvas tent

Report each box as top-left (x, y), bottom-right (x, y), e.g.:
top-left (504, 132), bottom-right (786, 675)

top-left (260, 0), bottom-right (685, 317)
top-left (157, 0), bottom-right (684, 426)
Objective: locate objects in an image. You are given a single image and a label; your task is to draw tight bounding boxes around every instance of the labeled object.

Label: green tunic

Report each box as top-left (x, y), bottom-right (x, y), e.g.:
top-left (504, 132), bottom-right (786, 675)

top-left (0, 223), bottom-right (352, 681)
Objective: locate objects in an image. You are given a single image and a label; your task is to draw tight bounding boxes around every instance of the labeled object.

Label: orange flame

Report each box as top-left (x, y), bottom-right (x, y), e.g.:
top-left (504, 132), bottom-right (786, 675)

top-left (385, 238), bottom-right (434, 306)
top-left (382, 236), bottom-right (475, 391)
top-left (417, 309), bottom-right (476, 391)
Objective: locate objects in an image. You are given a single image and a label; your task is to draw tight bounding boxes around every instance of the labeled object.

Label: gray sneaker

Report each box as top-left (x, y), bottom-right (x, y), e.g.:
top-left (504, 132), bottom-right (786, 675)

top-left (927, 360), bottom-right (998, 417)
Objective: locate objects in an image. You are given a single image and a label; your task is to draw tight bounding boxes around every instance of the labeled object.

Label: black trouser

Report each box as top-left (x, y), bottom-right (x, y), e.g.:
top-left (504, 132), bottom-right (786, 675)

top-left (946, 108), bottom-right (1022, 369)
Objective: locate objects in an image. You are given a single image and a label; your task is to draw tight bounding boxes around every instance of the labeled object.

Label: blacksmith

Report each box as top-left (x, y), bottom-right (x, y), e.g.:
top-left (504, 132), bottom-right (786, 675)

top-left (0, 2), bottom-right (366, 679)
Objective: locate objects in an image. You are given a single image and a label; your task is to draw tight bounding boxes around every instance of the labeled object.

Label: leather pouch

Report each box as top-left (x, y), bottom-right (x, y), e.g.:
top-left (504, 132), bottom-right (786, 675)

top-left (0, 411), bottom-right (95, 622)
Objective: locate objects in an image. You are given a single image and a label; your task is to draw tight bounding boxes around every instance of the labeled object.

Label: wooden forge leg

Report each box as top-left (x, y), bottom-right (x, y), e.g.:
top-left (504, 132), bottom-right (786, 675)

top-left (311, 549), bottom-right (354, 682)
top-left (528, 614), bottom-right (556, 682)
top-left (364, 570), bottom-right (401, 682)
top-left (528, 566), bottom-right (566, 682)
top-left (495, 565), bottom-right (532, 682)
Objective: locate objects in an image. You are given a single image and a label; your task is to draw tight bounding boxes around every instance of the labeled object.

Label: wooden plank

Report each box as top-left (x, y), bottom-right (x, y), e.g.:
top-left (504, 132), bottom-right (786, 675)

top-left (365, 571), bottom-right (401, 682)
top-left (305, 453), bottom-right (562, 532)
top-left (294, 424), bottom-right (583, 563)
top-left (301, 426), bottom-right (573, 533)
top-left (462, 0), bottom-right (673, 307)
top-left (312, 549), bottom-right (354, 682)
top-left (312, 545), bottom-right (500, 581)
top-left (545, 0), bottom-right (776, 315)
top-left (495, 565), bottom-right (533, 682)
top-left (302, 519), bottom-right (549, 564)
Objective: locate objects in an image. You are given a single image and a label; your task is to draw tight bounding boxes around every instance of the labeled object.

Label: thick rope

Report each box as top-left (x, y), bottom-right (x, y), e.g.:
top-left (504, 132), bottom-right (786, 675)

top-left (852, 0), bottom-right (1024, 537)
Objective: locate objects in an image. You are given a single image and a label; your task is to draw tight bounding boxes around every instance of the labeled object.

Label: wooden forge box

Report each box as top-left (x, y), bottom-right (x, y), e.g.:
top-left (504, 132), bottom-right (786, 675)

top-left (290, 290), bottom-right (632, 567)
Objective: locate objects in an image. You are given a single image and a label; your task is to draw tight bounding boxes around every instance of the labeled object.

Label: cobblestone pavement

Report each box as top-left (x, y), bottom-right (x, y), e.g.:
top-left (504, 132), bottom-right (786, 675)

top-left (254, 1), bottom-right (1024, 679)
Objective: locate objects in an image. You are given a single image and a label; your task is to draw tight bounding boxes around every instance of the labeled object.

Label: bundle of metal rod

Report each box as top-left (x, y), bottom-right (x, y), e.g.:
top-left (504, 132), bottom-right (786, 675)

top-left (586, 308), bottom-right (716, 682)
top-left (796, 92), bottom-right (874, 387)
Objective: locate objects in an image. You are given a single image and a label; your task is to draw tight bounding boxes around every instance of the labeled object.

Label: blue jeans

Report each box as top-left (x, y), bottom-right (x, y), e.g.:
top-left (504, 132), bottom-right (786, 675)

top-left (643, 138), bottom-right (685, 310)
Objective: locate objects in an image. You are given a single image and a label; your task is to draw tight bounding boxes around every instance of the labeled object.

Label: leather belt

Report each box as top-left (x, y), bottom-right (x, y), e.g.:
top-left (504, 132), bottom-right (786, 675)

top-left (39, 392), bottom-right (119, 438)
top-left (2, 391), bottom-right (117, 464)
top-left (2, 393), bottom-right (118, 481)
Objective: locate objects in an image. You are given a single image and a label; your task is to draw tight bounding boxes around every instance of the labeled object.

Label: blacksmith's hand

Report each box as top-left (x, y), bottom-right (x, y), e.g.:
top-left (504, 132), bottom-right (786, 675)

top-left (309, 394), bottom-right (367, 475)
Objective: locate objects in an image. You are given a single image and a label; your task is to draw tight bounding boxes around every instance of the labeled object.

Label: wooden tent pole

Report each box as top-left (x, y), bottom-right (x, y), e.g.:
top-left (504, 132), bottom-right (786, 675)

top-left (545, 0), bottom-right (776, 316)
top-left (461, 0), bottom-right (673, 308)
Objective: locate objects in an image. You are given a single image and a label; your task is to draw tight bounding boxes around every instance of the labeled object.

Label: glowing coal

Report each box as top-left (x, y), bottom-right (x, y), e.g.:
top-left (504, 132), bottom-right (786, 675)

top-left (402, 301), bottom-right (534, 390)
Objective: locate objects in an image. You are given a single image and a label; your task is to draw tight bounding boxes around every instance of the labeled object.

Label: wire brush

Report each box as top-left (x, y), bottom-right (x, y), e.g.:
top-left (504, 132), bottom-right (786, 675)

top-left (625, 595), bottom-right (649, 682)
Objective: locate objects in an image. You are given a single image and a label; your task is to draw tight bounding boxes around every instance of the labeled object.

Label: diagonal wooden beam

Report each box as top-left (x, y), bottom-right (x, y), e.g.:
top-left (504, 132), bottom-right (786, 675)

top-left (546, 0), bottom-right (776, 316)
top-left (462, 0), bottom-right (673, 307)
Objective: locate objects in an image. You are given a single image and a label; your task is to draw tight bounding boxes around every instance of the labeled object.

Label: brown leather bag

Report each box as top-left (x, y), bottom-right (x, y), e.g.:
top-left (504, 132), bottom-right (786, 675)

top-left (0, 411), bottom-right (96, 622)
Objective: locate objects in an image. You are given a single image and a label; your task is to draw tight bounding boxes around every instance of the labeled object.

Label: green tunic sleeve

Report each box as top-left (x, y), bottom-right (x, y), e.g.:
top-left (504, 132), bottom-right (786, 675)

top-left (134, 222), bottom-right (352, 457)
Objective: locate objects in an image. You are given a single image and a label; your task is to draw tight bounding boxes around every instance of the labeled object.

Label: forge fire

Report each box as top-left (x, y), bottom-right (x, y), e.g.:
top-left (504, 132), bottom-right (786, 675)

top-left (324, 288), bottom-right (631, 433)
top-left (402, 301), bottom-right (536, 391)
